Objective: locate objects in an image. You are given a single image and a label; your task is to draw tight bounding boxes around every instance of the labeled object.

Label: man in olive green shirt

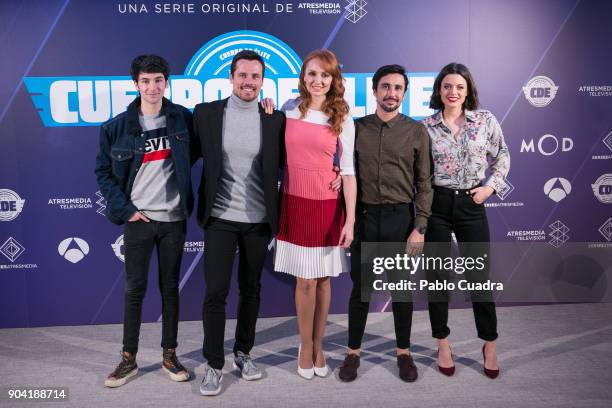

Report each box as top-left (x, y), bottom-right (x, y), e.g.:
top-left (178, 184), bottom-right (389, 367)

top-left (339, 64), bottom-right (433, 383)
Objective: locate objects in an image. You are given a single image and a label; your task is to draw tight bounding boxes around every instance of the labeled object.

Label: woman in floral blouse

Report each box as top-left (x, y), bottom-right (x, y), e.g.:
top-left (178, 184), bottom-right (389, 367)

top-left (422, 62), bottom-right (510, 379)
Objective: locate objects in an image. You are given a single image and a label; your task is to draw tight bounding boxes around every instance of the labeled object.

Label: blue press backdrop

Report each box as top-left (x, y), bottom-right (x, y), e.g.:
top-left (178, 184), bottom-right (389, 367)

top-left (1, 0), bottom-right (611, 328)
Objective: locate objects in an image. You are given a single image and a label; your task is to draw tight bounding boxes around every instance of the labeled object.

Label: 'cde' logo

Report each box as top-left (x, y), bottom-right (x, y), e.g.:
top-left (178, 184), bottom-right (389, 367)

top-left (0, 189), bottom-right (25, 221)
top-left (111, 234), bottom-right (125, 262)
top-left (523, 76), bottom-right (558, 107)
top-left (592, 174), bottom-right (612, 204)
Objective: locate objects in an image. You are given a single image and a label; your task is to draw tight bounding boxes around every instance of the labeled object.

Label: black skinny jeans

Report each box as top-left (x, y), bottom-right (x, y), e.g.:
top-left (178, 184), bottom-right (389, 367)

top-left (122, 219), bottom-right (186, 354)
top-left (202, 217), bottom-right (271, 370)
top-left (425, 187), bottom-right (498, 342)
top-left (348, 203), bottom-right (414, 350)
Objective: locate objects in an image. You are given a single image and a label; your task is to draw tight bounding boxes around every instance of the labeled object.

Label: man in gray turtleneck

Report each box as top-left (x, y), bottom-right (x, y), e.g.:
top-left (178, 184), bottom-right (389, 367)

top-left (192, 50), bottom-right (286, 396)
top-left (210, 91), bottom-right (266, 223)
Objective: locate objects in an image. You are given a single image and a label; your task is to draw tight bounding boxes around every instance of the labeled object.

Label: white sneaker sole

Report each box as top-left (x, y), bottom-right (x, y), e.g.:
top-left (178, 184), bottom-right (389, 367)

top-left (162, 365), bottom-right (190, 382)
top-left (199, 373), bottom-right (223, 396)
top-left (232, 361), bottom-right (263, 381)
top-left (104, 367), bottom-right (138, 388)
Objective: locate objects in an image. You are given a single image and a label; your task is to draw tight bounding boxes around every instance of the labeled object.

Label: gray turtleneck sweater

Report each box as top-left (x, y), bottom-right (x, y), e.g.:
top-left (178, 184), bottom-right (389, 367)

top-left (211, 93), bottom-right (267, 223)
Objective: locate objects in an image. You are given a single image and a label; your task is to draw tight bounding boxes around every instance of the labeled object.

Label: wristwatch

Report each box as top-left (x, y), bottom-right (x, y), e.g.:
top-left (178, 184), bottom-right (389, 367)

top-left (417, 226), bottom-right (427, 235)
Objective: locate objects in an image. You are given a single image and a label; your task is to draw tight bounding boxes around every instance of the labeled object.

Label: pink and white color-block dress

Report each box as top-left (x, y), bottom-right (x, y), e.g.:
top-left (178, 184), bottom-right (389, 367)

top-left (274, 98), bottom-right (355, 279)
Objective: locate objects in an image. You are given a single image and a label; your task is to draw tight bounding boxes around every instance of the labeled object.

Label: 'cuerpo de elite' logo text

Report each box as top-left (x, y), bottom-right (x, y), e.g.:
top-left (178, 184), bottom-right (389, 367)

top-left (24, 30), bottom-right (437, 127)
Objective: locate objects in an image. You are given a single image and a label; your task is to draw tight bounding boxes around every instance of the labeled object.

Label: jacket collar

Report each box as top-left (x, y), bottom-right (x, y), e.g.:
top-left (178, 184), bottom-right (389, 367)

top-left (127, 96), bottom-right (180, 134)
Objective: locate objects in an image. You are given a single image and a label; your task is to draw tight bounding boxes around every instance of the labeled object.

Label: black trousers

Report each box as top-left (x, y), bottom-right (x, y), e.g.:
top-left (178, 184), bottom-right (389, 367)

top-left (202, 217), bottom-right (271, 370)
top-left (122, 219), bottom-right (187, 354)
top-left (348, 203), bottom-right (414, 350)
top-left (425, 187), bottom-right (498, 342)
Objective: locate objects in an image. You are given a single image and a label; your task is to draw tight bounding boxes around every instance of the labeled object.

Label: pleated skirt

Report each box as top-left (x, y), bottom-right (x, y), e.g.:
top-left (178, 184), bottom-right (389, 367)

top-left (274, 165), bottom-right (349, 278)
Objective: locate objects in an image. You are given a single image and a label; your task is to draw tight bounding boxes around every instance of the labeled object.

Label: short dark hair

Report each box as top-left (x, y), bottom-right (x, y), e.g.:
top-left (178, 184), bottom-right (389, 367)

top-left (230, 50), bottom-right (265, 77)
top-left (130, 55), bottom-right (170, 81)
top-left (372, 64), bottom-right (408, 91)
top-left (429, 62), bottom-right (479, 111)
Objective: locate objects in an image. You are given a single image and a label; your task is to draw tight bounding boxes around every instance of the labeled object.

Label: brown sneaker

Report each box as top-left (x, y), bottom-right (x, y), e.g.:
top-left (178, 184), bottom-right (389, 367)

top-left (104, 352), bottom-right (138, 388)
top-left (338, 354), bottom-right (360, 382)
top-left (397, 354), bottom-right (418, 382)
top-left (162, 348), bottom-right (190, 382)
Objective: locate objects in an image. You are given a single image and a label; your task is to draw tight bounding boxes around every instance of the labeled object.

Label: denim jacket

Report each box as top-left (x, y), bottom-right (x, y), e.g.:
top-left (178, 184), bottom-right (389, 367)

top-left (95, 97), bottom-right (194, 225)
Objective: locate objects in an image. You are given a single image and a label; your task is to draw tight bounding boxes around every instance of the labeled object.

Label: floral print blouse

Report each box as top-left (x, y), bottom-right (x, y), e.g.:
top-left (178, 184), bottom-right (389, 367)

top-left (421, 109), bottom-right (510, 192)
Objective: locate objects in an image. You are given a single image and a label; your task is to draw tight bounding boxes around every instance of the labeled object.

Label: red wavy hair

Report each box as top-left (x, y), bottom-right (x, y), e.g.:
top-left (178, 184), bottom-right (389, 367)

top-left (298, 49), bottom-right (349, 135)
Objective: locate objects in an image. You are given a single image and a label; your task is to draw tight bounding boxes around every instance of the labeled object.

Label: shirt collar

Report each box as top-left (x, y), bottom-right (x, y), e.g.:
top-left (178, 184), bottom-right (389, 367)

top-left (464, 109), bottom-right (477, 122)
top-left (431, 110), bottom-right (444, 126)
top-left (432, 109), bottom-right (476, 125)
top-left (373, 112), bottom-right (402, 128)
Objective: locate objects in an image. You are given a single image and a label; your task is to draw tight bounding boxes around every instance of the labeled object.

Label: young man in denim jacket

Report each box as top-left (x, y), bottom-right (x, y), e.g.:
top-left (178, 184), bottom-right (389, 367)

top-left (95, 55), bottom-right (194, 388)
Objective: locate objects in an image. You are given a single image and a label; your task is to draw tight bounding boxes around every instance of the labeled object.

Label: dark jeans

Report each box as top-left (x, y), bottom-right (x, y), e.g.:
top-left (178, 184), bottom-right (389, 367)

top-left (425, 186), bottom-right (498, 342)
top-left (202, 217), bottom-right (271, 370)
top-left (348, 203), bottom-right (414, 350)
top-left (122, 219), bottom-right (186, 354)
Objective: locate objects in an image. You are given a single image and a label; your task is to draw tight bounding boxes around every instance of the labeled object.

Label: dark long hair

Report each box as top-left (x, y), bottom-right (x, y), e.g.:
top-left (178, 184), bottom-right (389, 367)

top-left (429, 62), bottom-right (479, 111)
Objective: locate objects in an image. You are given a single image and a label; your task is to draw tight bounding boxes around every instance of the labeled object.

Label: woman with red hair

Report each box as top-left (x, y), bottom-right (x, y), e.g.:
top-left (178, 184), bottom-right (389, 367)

top-left (274, 49), bottom-right (356, 379)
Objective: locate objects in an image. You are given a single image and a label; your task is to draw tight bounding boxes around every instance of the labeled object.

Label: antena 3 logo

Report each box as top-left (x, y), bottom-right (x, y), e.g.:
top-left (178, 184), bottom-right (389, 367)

top-left (523, 76), bottom-right (558, 107)
top-left (24, 30), bottom-right (436, 127)
top-left (58, 237), bottom-right (90, 264)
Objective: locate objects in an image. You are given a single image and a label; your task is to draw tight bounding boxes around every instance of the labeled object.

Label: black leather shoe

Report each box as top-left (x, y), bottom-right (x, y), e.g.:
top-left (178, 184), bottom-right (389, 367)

top-left (397, 354), bottom-right (418, 382)
top-left (338, 354), bottom-right (360, 382)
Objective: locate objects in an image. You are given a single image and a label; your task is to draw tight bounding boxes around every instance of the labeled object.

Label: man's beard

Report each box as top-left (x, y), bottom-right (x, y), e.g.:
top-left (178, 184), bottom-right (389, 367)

top-left (378, 98), bottom-right (400, 113)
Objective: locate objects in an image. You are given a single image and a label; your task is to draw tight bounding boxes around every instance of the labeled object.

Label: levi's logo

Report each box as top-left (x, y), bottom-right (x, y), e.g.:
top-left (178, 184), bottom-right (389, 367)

top-left (143, 136), bottom-right (171, 162)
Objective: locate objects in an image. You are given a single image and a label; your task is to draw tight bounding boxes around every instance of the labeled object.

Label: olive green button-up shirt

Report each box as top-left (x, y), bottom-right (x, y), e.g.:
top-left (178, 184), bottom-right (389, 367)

top-left (354, 113), bottom-right (433, 229)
